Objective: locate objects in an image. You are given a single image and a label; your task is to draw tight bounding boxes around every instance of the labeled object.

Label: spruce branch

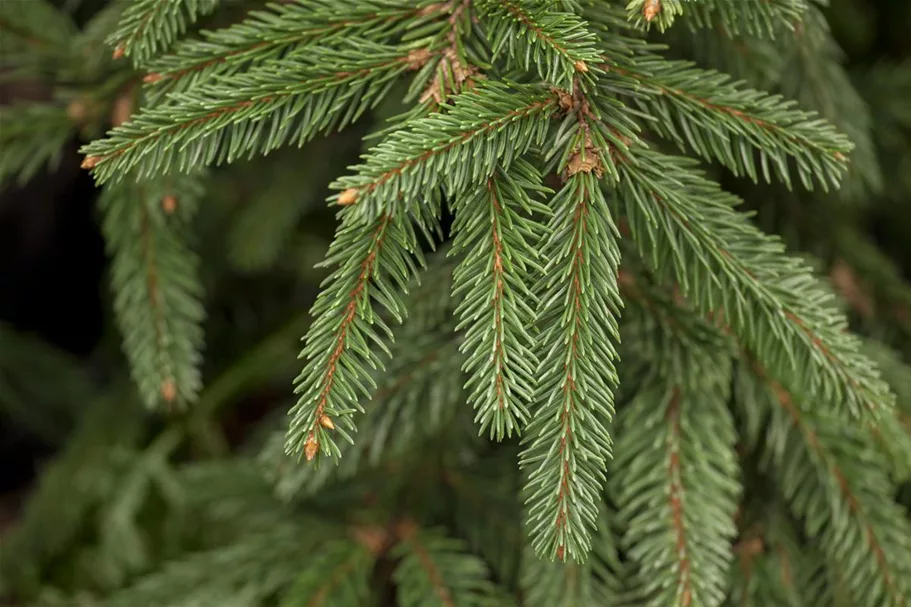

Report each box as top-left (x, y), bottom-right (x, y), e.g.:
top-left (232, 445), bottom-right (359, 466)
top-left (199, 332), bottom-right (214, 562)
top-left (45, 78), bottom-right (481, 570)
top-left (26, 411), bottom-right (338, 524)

top-left (103, 521), bottom-right (326, 607)
top-left (269, 254), bottom-right (460, 497)
top-left (616, 147), bottom-right (893, 418)
top-left (778, 4), bottom-right (882, 201)
top-left (742, 367), bottom-right (911, 607)
top-left (100, 175), bottom-right (206, 409)
top-left (520, 507), bottom-right (624, 606)
top-left (450, 161), bottom-right (550, 440)
top-left (392, 524), bottom-right (504, 607)
top-left (727, 507), bottom-right (813, 607)
top-left (602, 51), bottom-right (852, 191)
top-left (625, 0), bottom-right (685, 32)
top-left (143, 0), bottom-right (445, 97)
top-left (0, 0), bottom-right (78, 78)
top-left (411, 0), bottom-right (479, 106)
top-left (688, 0), bottom-right (808, 38)
top-left (611, 370), bottom-right (738, 607)
top-left (333, 82), bottom-right (558, 217)
top-left (626, 0), bottom-right (807, 37)
top-left (476, 0), bottom-right (602, 88)
top-left (107, 0), bottom-right (221, 65)
top-left (609, 277), bottom-right (738, 607)
top-left (520, 173), bottom-right (622, 563)
top-left (278, 540), bottom-right (375, 607)
top-left (81, 41), bottom-right (421, 184)
top-left (286, 209), bottom-right (430, 463)
top-left (0, 104), bottom-right (74, 185)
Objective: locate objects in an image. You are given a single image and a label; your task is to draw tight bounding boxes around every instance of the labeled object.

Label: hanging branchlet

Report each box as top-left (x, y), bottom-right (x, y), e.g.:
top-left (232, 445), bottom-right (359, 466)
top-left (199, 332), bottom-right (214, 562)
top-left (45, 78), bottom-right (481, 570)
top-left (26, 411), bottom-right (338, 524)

top-left (609, 280), bottom-right (739, 607)
top-left (450, 160), bottom-right (551, 440)
top-left (520, 171), bottom-right (623, 562)
top-left (286, 208), bottom-right (433, 462)
top-left (100, 174), bottom-right (206, 409)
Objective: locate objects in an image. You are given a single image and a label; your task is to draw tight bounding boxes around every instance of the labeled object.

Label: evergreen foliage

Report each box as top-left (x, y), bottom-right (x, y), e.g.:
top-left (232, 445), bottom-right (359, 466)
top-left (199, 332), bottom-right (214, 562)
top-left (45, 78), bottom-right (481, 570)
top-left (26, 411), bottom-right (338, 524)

top-left (2, 0), bottom-right (911, 605)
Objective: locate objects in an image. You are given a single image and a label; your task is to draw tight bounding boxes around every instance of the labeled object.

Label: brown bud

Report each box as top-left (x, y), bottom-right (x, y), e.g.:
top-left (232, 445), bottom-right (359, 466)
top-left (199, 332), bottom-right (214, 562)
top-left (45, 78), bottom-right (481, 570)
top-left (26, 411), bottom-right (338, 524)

top-left (643, 0), bottom-right (661, 22)
top-left (556, 544), bottom-right (565, 561)
top-left (834, 151), bottom-right (847, 162)
top-left (66, 100), bottom-right (88, 123)
top-left (143, 72), bottom-right (164, 84)
top-left (319, 415), bottom-right (335, 430)
top-left (162, 195), bottom-right (177, 214)
top-left (304, 436), bottom-right (319, 461)
top-left (112, 44), bottom-right (126, 60)
top-left (338, 188), bottom-right (359, 206)
top-left (573, 60), bottom-right (589, 73)
top-left (81, 155), bottom-right (101, 170)
top-left (161, 380), bottom-right (176, 402)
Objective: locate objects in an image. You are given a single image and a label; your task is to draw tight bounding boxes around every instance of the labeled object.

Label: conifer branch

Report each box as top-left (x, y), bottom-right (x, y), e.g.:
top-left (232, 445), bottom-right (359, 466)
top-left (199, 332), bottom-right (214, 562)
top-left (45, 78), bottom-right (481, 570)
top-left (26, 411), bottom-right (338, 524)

top-left (616, 146), bottom-right (893, 418)
top-left (612, 380), bottom-right (739, 607)
top-left (520, 173), bottom-right (622, 562)
top-left (626, 0), bottom-right (807, 37)
top-left (778, 4), bottom-right (882, 200)
top-left (0, 0), bottom-right (76, 48)
top-left (143, 0), bottom-right (445, 96)
top-left (602, 52), bottom-right (852, 190)
top-left (278, 540), bottom-right (374, 607)
top-left (450, 161), bottom-right (550, 439)
top-left (412, 0), bottom-right (478, 106)
top-left (745, 366), bottom-right (911, 607)
top-left (100, 175), bottom-right (206, 409)
top-left (0, 104), bottom-right (74, 185)
top-left (520, 507), bottom-right (624, 606)
top-left (81, 42), bottom-right (418, 184)
top-left (107, 0), bottom-right (220, 65)
top-left (477, 0), bottom-right (602, 88)
top-left (610, 280), bottom-right (738, 607)
top-left (334, 82), bottom-right (558, 217)
top-left (392, 524), bottom-right (502, 607)
top-left (286, 210), bottom-right (429, 462)
top-left (104, 521), bottom-right (328, 607)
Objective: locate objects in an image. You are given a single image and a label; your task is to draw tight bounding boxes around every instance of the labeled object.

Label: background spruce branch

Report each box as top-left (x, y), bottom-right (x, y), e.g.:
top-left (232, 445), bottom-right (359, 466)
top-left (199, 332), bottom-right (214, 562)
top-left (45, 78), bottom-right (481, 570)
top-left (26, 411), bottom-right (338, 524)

top-left (100, 174), bottom-right (207, 409)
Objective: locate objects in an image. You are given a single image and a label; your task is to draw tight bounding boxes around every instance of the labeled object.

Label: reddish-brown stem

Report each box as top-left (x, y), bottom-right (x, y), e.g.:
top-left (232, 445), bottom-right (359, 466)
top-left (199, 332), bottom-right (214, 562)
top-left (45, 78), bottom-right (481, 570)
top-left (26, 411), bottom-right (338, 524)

top-left (666, 387), bottom-right (692, 606)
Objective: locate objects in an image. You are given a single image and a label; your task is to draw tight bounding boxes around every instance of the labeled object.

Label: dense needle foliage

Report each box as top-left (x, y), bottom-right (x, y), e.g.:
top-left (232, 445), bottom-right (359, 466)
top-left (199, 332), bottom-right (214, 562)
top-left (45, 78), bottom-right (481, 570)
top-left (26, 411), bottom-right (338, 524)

top-left (1, 0), bottom-right (911, 605)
